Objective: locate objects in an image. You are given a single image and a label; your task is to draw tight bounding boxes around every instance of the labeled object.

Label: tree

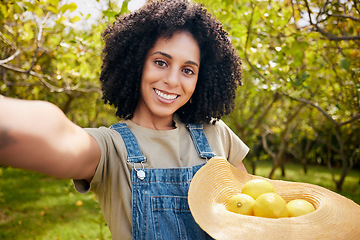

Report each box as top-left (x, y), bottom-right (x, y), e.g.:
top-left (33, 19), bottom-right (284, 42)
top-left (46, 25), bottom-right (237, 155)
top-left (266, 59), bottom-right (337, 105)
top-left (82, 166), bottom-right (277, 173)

top-left (198, 0), bottom-right (360, 190)
top-left (0, 0), bottom-right (119, 127)
top-left (1, 0), bottom-right (359, 191)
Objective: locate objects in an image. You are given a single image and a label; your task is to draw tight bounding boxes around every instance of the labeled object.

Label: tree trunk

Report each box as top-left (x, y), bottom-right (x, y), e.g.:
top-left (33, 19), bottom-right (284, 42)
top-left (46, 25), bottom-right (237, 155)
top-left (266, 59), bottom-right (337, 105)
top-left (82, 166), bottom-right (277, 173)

top-left (251, 160), bottom-right (256, 175)
top-left (301, 138), bottom-right (312, 174)
top-left (302, 160), bottom-right (308, 174)
top-left (281, 163), bottom-right (286, 177)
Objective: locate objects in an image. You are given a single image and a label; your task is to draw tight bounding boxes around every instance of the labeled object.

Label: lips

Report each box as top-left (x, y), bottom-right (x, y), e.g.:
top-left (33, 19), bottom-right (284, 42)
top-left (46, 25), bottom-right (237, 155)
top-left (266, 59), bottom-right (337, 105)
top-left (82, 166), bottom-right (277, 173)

top-left (154, 88), bottom-right (179, 101)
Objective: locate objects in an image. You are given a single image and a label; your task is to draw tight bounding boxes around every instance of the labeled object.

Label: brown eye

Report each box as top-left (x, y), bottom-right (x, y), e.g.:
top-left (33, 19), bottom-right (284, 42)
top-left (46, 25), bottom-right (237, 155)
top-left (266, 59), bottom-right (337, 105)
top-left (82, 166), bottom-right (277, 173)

top-left (155, 60), bottom-right (167, 67)
top-left (183, 68), bottom-right (195, 75)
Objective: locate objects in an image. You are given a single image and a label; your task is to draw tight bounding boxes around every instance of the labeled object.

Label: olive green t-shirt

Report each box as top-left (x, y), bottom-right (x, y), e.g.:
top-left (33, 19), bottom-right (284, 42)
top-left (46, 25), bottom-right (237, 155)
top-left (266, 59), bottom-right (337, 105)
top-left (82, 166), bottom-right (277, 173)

top-left (74, 117), bottom-right (249, 240)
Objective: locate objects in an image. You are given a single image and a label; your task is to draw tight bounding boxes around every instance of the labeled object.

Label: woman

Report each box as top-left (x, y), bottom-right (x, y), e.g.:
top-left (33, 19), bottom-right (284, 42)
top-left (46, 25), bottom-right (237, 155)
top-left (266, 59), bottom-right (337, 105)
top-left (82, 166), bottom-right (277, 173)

top-left (0, 0), bottom-right (249, 239)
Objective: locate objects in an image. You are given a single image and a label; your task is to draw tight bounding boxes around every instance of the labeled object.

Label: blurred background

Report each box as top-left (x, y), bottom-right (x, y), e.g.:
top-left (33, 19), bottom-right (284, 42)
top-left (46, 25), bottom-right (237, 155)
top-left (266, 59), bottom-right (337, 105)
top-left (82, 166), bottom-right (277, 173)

top-left (1, 0), bottom-right (359, 239)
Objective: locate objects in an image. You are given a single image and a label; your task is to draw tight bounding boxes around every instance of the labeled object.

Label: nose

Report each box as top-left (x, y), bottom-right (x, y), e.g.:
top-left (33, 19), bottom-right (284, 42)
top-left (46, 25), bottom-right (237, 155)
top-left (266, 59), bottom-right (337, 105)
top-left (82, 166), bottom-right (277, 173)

top-left (164, 67), bottom-right (180, 87)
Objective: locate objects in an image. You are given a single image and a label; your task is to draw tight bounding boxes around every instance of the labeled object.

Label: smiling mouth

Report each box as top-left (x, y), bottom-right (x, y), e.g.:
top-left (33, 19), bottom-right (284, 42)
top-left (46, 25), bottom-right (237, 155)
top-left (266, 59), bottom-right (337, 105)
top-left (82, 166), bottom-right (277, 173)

top-left (154, 89), bottom-right (179, 100)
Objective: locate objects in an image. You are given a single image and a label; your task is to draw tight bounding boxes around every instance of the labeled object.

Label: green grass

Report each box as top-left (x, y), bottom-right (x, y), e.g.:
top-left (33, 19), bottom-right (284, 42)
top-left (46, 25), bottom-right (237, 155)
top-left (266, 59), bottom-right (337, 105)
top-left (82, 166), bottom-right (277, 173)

top-left (0, 167), bottom-right (111, 240)
top-left (0, 162), bottom-right (359, 239)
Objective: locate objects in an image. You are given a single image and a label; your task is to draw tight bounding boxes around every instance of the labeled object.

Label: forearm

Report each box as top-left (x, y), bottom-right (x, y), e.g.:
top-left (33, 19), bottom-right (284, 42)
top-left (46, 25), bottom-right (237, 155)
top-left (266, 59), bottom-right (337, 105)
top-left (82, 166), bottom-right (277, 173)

top-left (0, 97), bottom-right (60, 167)
top-left (0, 127), bottom-right (16, 149)
top-left (0, 97), bottom-right (100, 180)
top-left (0, 98), bottom-right (72, 174)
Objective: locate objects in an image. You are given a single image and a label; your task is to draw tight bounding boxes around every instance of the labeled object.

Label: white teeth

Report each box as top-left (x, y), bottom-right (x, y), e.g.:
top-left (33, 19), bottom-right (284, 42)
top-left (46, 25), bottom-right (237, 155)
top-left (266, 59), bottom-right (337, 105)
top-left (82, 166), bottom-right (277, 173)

top-left (154, 89), bottom-right (178, 100)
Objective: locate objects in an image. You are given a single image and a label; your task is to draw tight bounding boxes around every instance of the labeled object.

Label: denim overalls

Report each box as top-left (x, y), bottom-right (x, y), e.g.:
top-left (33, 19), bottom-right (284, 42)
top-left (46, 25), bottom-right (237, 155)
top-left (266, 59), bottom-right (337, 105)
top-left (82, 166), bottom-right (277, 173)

top-left (111, 123), bottom-right (215, 240)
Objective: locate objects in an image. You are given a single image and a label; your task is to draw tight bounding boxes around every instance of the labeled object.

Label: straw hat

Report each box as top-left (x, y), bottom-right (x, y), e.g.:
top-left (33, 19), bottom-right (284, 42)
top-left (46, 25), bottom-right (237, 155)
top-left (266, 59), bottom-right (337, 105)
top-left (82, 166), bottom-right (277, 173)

top-left (188, 156), bottom-right (360, 240)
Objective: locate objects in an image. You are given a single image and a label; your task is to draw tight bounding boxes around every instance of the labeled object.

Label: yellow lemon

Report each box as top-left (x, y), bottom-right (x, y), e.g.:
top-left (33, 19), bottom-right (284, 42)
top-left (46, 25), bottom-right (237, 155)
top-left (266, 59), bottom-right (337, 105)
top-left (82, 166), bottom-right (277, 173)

top-left (241, 179), bottom-right (275, 200)
top-left (287, 199), bottom-right (315, 217)
top-left (226, 193), bottom-right (255, 215)
top-left (253, 193), bottom-right (289, 218)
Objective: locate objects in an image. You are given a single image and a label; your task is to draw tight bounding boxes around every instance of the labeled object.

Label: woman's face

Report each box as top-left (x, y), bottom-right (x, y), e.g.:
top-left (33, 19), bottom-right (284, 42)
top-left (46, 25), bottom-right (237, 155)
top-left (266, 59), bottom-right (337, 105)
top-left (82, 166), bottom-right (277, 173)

top-left (135, 31), bottom-right (200, 124)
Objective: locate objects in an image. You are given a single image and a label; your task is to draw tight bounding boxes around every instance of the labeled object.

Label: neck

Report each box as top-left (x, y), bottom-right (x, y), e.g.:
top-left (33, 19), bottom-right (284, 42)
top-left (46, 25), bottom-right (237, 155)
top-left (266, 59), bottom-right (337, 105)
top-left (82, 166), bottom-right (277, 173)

top-left (131, 115), bottom-right (175, 130)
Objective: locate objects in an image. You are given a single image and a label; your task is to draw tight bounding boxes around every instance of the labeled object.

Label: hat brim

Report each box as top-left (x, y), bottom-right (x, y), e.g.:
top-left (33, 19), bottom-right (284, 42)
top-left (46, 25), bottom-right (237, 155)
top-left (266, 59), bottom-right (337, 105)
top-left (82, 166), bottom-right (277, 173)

top-left (188, 157), bottom-right (360, 240)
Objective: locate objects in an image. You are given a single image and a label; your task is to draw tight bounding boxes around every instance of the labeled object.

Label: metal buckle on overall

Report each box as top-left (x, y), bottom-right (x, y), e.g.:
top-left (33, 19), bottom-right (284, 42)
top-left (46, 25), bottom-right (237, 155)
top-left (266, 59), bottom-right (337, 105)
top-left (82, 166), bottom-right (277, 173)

top-left (127, 157), bottom-right (146, 180)
top-left (201, 153), bottom-right (215, 162)
top-left (135, 161), bottom-right (146, 180)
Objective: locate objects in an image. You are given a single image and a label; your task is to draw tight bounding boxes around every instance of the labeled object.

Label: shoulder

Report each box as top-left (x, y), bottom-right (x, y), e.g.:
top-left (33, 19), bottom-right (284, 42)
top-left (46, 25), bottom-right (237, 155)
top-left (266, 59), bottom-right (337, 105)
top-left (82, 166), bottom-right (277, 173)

top-left (202, 120), bottom-right (238, 147)
top-left (84, 127), bottom-right (118, 142)
top-left (203, 119), bottom-right (233, 136)
top-left (203, 119), bottom-right (249, 165)
top-left (84, 125), bottom-right (126, 154)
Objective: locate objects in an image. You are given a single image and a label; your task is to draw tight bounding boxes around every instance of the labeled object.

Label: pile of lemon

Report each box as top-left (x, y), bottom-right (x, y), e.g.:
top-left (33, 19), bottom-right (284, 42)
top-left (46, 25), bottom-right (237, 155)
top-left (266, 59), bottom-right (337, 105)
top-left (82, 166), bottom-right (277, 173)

top-left (226, 179), bottom-right (315, 218)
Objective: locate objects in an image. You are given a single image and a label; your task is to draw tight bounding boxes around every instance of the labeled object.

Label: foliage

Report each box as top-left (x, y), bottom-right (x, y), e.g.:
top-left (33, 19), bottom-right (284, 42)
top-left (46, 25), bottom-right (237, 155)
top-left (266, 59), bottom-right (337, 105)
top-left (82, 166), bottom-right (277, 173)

top-left (1, 0), bottom-right (360, 237)
top-left (197, 0), bottom-right (360, 190)
top-left (1, 0), bottom-right (359, 189)
top-left (0, 0), bottom-right (118, 127)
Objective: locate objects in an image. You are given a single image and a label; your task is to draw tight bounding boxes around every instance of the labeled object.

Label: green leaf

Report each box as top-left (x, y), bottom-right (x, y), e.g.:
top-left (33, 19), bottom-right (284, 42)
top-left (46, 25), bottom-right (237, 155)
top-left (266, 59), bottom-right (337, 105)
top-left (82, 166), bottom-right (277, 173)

top-left (103, 10), bottom-right (118, 18)
top-left (68, 2), bottom-right (77, 12)
top-left (120, 0), bottom-right (130, 14)
top-left (292, 72), bottom-right (309, 87)
top-left (23, 22), bottom-right (34, 41)
top-left (70, 16), bottom-right (81, 23)
top-left (34, 6), bottom-right (43, 17)
top-left (60, 3), bottom-right (77, 13)
top-left (339, 58), bottom-right (350, 71)
top-left (58, 15), bottom-right (67, 22)
top-left (23, 2), bottom-right (36, 11)
top-left (0, 3), bottom-right (8, 18)
top-left (46, 5), bottom-right (58, 14)
top-left (60, 3), bottom-right (70, 13)
top-left (48, 0), bottom-right (60, 7)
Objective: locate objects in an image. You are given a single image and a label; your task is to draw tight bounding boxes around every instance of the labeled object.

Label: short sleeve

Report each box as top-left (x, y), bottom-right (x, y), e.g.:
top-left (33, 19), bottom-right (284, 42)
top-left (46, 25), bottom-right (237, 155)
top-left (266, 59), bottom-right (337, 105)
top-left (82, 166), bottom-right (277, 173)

top-left (207, 120), bottom-right (249, 167)
top-left (73, 127), bottom-right (113, 194)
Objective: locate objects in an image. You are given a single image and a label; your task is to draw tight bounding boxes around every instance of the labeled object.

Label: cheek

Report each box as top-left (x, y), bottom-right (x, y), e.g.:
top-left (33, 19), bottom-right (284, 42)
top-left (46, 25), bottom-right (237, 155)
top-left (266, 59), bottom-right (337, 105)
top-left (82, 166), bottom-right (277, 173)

top-left (140, 66), bottom-right (156, 89)
top-left (187, 79), bottom-right (198, 94)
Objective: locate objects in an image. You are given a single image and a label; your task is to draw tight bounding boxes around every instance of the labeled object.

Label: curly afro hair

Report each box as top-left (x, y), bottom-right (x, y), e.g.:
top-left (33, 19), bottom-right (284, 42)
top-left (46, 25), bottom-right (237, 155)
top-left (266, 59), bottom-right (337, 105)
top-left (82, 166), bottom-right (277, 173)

top-left (100, 0), bottom-right (242, 124)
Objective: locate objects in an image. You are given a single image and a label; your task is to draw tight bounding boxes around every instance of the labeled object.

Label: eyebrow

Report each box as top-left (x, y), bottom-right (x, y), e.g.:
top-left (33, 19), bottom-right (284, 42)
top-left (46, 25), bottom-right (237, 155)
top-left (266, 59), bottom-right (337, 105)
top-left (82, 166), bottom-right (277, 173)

top-left (151, 51), bottom-right (199, 67)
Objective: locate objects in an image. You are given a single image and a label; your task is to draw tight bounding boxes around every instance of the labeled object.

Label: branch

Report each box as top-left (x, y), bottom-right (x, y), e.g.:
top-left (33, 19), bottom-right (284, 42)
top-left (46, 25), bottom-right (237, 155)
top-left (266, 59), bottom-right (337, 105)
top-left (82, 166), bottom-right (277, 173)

top-left (326, 145), bottom-right (336, 183)
top-left (286, 94), bottom-right (360, 127)
top-left (0, 63), bottom-right (101, 94)
top-left (339, 113), bottom-right (360, 127)
top-left (243, 1), bottom-right (272, 85)
top-left (0, 49), bottom-right (21, 64)
top-left (0, 32), bottom-right (17, 50)
top-left (290, 0), bottom-right (300, 30)
top-left (327, 13), bottom-right (360, 22)
top-left (261, 127), bottom-right (276, 159)
top-left (253, 93), bottom-right (281, 129)
top-left (303, 0), bottom-right (314, 25)
top-left (28, 12), bottom-right (50, 73)
top-left (286, 96), bottom-right (337, 125)
top-left (314, 25), bottom-right (360, 41)
top-left (318, 137), bottom-right (340, 154)
top-left (303, 0), bottom-right (360, 41)
top-left (354, 1), bottom-right (360, 15)
top-left (285, 103), bottom-right (305, 130)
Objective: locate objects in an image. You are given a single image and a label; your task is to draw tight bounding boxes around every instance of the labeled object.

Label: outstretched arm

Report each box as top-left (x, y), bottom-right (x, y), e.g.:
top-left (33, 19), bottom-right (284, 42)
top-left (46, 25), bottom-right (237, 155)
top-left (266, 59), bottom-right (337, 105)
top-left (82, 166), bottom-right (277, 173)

top-left (0, 97), bottom-right (100, 182)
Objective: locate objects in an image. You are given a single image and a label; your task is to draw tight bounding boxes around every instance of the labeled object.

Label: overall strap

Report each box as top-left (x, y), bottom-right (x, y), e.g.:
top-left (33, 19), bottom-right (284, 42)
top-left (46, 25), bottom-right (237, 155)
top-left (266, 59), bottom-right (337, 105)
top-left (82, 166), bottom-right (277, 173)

top-left (186, 124), bottom-right (216, 159)
top-left (110, 123), bottom-right (146, 164)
